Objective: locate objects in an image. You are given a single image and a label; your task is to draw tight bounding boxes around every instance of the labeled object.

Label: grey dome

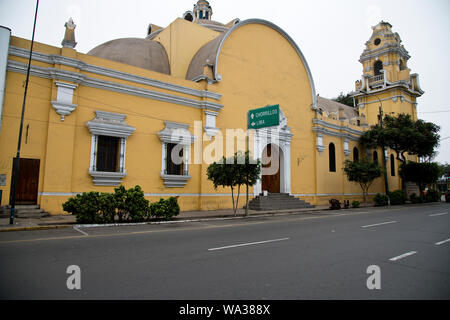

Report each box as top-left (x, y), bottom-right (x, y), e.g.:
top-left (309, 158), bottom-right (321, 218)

top-left (88, 38), bottom-right (170, 74)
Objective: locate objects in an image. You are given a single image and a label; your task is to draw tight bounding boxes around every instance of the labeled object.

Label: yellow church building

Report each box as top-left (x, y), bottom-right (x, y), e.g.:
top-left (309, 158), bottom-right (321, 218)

top-left (0, 1), bottom-right (424, 214)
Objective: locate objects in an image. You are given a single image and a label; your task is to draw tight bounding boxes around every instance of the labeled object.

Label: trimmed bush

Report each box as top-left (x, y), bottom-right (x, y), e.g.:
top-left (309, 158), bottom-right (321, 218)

top-left (409, 193), bottom-right (422, 204)
top-left (351, 200), bottom-right (360, 208)
top-left (114, 185), bottom-right (150, 222)
top-left (62, 191), bottom-right (115, 224)
top-left (63, 187), bottom-right (181, 223)
top-left (150, 197), bottom-right (180, 220)
top-left (374, 193), bottom-right (389, 206)
top-left (389, 190), bottom-right (406, 205)
top-left (329, 199), bottom-right (341, 210)
top-left (425, 189), bottom-right (440, 203)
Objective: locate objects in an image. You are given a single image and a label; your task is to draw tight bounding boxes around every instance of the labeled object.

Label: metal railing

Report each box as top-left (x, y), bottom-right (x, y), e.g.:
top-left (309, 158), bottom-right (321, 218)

top-left (369, 74), bottom-right (384, 84)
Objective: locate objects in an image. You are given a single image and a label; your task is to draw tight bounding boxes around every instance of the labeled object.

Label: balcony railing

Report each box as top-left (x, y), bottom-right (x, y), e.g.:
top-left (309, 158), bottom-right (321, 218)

top-left (369, 74), bottom-right (384, 84)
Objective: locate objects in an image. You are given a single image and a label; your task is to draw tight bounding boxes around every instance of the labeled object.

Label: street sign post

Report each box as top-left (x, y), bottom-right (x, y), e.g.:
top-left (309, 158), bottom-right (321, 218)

top-left (245, 104), bottom-right (280, 216)
top-left (247, 104), bottom-right (280, 130)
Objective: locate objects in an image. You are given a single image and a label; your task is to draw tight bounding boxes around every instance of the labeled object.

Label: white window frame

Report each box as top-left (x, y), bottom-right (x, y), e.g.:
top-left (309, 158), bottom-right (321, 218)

top-left (86, 110), bottom-right (135, 186)
top-left (158, 121), bottom-right (195, 188)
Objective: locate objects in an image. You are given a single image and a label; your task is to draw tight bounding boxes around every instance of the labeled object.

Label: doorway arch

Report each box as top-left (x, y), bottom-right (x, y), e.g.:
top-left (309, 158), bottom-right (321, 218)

top-left (253, 108), bottom-right (292, 195)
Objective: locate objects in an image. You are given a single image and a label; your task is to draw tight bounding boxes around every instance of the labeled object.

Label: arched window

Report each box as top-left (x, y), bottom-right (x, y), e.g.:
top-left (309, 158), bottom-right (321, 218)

top-left (373, 151), bottom-right (378, 164)
top-left (329, 143), bottom-right (336, 172)
top-left (374, 60), bottom-right (383, 76)
top-left (390, 154), bottom-right (395, 176)
top-left (399, 59), bottom-right (406, 71)
top-left (183, 12), bottom-right (193, 22)
top-left (353, 147), bottom-right (359, 162)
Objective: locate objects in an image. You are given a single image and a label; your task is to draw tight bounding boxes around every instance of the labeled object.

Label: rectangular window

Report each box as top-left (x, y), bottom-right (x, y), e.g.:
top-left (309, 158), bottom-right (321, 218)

top-left (166, 143), bottom-right (184, 175)
top-left (96, 135), bottom-right (120, 172)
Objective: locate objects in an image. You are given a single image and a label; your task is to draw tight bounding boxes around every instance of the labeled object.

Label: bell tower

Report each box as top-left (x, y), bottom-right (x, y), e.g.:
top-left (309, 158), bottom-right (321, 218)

top-left (193, 0), bottom-right (213, 20)
top-left (351, 21), bottom-right (424, 127)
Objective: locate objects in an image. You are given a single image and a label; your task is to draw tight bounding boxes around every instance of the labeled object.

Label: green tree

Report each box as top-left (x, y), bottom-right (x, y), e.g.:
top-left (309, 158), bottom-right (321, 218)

top-left (332, 92), bottom-right (355, 107)
top-left (207, 151), bottom-right (261, 215)
top-left (438, 162), bottom-right (450, 178)
top-left (344, 158), bottom-right (382, 204)
top-left (360, 114), bottom-right (440, 165)
top-left (400, 161), bottom-right (441, 199)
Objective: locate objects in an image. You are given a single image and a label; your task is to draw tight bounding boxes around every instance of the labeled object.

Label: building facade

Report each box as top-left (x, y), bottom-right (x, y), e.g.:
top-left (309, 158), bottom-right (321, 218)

top-left (0, 2), bottom-right (423, 214)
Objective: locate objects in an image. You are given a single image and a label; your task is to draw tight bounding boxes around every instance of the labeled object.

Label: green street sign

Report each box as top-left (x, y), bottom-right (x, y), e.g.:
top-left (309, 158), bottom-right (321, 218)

top-left (247, 104), bottom-right (280, 129)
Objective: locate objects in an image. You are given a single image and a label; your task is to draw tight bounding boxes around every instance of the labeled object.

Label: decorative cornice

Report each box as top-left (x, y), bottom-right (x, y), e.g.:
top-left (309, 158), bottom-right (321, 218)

top-left (88, 171), bottom-right (127, 186)
top-left (51, 101), bottom-right (77, 121)
top-left (8, 59), bottom-right (224, 111)
top-left (312, 126), bottom-right (361, 141)
top-left (360, 43), bottom-right (410, 62)
top-left (312, 119), bottom-right (364, 136)
top-left (351, 82), bottom-right (423, 98)
top-left (51, 81), bottom-right (78, 121)
top-left (87, 110), bottom-right (136, 139)
top-left (161, 174), bottom-right (192, 188)
top-left (8, 45), bottom-right (222, 101)
top-left (158, 121), bottom-right (195, 145)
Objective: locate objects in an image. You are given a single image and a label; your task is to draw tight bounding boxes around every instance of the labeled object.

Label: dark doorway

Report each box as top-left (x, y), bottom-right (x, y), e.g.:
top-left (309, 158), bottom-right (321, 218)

top-left (262, 144), bottom-right (280, 193)
top-left (10, 158), bottom-right (40, 205)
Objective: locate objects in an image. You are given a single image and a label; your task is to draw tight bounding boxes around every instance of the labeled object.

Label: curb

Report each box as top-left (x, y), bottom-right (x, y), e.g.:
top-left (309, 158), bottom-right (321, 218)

top-left (0, 207), bottom-right (326, 232)
top-left (73, 207), bottom-right (328, 229)
top-left (5, 202), bottom-right (442, 232)
top-left (0, 225), bottom-right (72, 232)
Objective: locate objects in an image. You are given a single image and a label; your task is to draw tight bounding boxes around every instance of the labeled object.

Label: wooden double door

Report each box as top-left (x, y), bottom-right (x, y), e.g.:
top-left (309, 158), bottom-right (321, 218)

top-left (261, 144), bottom-right (280, 194)
top-left (10, 158), bottom-right (40, 205)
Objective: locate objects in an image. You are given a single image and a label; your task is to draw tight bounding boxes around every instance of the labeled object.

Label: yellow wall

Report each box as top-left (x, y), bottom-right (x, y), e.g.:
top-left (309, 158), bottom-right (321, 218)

top-left (1, 19), bottom-right (416, 215)
top-left (154, 18), bottom-right (220, 79)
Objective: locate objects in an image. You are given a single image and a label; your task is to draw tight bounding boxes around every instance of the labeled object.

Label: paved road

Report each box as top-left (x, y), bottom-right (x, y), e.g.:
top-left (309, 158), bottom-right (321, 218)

top-left (0, 203), bottom-right (449, 299)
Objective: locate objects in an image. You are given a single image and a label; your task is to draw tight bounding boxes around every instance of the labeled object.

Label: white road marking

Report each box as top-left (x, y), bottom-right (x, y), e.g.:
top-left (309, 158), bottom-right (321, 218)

top-left (361, 221), bottom-right (397, 228)
top-left (435, 238), bottom-right (450, 246)
top-left (208, 237), bottom-right (290, 251)
top-left (73, 227), bottom-right (88, 236)
top-left (389, 251), bottom-right (418, 261)
top-left (429, 212), bottom-right (448, 217)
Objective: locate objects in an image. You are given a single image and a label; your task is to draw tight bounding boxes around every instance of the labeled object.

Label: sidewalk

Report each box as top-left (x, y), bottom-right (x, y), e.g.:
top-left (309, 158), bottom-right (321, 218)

top-left (0, 205), bottom-right (331, 232)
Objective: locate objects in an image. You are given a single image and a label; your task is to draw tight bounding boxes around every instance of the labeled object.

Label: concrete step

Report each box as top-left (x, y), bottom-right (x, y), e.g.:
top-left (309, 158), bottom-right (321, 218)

top-left (0, 205), bottom-right (49, 218)
top-left (15, 212), bottom-right (50, 218)
top-left (249, 193), bottom-right (314, 211)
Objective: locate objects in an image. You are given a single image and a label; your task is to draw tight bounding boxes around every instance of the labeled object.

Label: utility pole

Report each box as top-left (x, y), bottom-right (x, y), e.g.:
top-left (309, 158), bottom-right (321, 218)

top-left (245, 113), bottom-right (249, 216)
top-left (10, 0), bottom-right (39, 224)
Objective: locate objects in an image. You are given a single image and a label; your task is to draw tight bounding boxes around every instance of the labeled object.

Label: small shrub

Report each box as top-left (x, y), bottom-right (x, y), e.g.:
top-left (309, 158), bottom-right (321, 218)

top-left (425, 189), bottom-right (440, 203)
top-left (62, 185), bottom-right (151, 224)
top-left (374, 193), bottom-right (389, 206)
top-left (329, 199), bottom-right (341, 210)
top-left (389, 190), bottom-right (406, 205)
top-left (343, 200), bottom-right (350, 209)
top-left (409, 193), bottom-right (422, 204)
top-left (114, 185), bottom-right (150, 222)
top-left (351, 200), bottom-right (360, 208)
top-left (62, 192), bottom-right (115, 224)
top-left (150, 197), bottom-right (180, 220)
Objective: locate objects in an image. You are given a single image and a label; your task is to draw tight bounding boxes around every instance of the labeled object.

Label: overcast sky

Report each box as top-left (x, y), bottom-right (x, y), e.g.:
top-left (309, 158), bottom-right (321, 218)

top-left (1, 0), bottom-right (449, 163)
